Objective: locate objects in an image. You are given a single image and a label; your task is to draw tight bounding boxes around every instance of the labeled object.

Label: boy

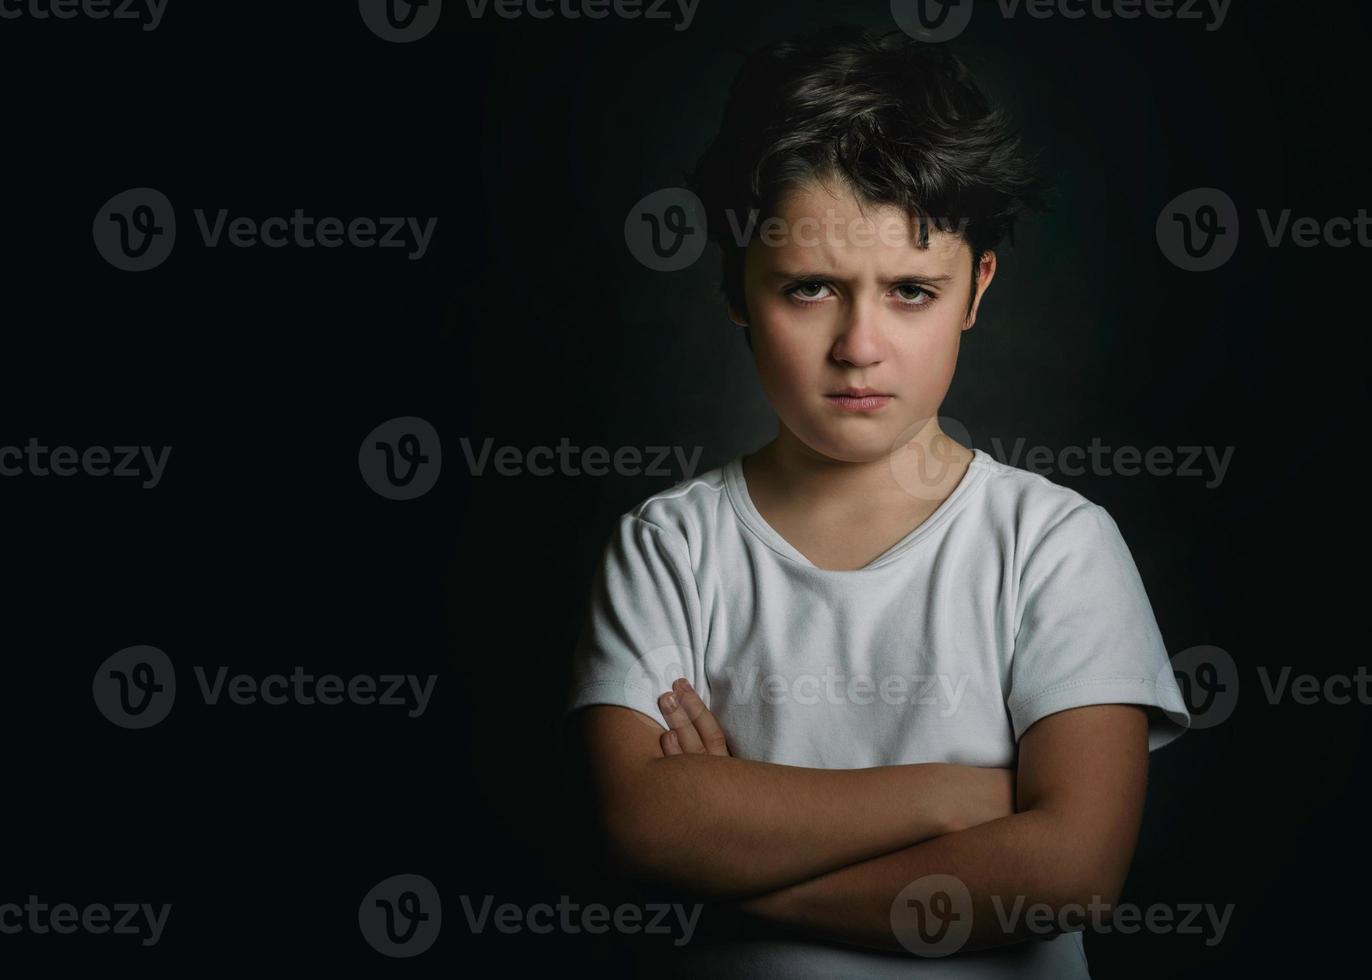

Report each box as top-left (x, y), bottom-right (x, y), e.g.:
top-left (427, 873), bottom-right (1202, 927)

top-left (563, 26), bottom-right (1189, 978)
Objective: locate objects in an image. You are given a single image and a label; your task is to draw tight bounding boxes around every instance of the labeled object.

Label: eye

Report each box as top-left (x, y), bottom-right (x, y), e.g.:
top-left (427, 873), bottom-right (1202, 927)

top-left (893, 283), bottom-right (935, 308)
top-left (784, 280), bottom-right (834, 305)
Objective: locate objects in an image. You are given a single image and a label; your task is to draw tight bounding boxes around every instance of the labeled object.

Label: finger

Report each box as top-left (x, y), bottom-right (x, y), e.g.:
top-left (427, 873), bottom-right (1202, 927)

top-left (660, 730), bottom-right (683, 756)
top-left (673, 678), bottom-right (729, 756)
top-left (658, 688), bottom-right (705, 753)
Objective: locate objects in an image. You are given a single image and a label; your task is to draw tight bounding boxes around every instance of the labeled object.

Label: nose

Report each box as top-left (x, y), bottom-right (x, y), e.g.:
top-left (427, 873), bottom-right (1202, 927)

top-left (830, 295), bottom-right (886, 368)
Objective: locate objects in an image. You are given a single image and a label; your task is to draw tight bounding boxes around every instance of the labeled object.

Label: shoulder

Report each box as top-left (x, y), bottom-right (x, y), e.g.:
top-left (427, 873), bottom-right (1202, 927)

top-left (609, 458), bottom-right (735, 558)
top-left (968, 451), bottom-right (1118, 550)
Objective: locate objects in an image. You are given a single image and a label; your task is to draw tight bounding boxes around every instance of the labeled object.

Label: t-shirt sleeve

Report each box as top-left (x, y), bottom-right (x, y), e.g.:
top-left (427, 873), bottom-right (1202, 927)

top-left (1007, 502), bottom-right (1190, 751)
top-left (562, 512), bottom-right (706, 732)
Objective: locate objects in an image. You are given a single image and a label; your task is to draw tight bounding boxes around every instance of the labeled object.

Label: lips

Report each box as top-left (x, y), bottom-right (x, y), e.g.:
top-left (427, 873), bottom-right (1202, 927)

top-left (825, 388), bottom-right (894, 412)
top-left (828, 387), bottom-right (890, 398)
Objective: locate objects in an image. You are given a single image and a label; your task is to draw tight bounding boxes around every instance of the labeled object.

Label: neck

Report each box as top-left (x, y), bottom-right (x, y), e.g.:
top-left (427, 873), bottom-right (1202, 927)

top-left (749, 420), bottom-right (972, 515)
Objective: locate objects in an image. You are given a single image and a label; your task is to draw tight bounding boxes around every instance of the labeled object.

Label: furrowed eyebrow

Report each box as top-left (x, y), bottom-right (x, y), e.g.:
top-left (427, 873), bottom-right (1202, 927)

top-left (770, 269), bottom-right (956, 286)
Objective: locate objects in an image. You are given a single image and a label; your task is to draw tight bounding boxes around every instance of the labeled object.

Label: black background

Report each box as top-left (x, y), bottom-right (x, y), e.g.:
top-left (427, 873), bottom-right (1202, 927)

top-left (0, 0), bottom-right (1367, 974)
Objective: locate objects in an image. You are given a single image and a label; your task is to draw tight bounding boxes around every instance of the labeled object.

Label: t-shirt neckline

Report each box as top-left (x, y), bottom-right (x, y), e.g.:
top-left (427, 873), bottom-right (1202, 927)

top-left (723, 448), bottom-right (991, 572)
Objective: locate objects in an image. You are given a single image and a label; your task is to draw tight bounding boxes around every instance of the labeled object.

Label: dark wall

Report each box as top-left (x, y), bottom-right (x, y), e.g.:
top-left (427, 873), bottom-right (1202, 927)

top-left (0, 0), bottom-right (1365, 974)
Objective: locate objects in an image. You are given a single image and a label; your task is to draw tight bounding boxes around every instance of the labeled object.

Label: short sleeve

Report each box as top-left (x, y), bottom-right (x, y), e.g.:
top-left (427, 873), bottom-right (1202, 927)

top-left (1007, 502), bottom-right (1190, 751)
top-left (562, 513), bottom-right (706, 732)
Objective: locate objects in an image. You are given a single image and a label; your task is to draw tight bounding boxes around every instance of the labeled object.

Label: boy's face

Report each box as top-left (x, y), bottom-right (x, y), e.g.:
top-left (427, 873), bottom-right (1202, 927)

top-left (735, 177), bottom-right (995, 466)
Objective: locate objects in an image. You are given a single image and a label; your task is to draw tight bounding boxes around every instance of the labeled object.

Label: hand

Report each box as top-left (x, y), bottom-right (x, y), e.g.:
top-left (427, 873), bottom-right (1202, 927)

top-left (656, 677), bottom-right (732, 758)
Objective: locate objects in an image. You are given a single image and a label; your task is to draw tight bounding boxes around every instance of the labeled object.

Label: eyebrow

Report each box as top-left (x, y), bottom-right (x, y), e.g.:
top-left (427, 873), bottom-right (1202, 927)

top-left (768, 269), bottom-right (957, 286)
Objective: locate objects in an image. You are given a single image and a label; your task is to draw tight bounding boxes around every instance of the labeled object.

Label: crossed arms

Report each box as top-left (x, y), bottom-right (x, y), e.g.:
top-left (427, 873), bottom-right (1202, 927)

top-left (564, 677), bottom-right (1150, 954)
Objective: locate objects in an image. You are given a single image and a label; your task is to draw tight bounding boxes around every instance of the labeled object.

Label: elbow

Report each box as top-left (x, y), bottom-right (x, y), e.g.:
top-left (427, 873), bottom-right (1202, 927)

top-left (596, 780), bottom-right (685, 888)
top-left (1022, 808), bottom-right (1134, 917)
top-left (600, 804), bottom-right (659, 881)
top-left (599, 788), bottom-right (739, 900)
top-left (1032, 852), bottom-right (1129, 932)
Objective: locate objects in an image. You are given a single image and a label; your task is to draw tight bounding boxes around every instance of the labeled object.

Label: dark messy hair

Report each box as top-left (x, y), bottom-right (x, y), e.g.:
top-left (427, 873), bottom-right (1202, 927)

top-left (688, 26), bottom-right (1052, 348)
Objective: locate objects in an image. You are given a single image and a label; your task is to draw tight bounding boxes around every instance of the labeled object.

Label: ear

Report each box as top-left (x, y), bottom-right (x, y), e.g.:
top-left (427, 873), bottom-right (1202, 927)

top-left (963, 250), bottom-right (998, 331)
top-left (728, 304), bottom-right (749, 327)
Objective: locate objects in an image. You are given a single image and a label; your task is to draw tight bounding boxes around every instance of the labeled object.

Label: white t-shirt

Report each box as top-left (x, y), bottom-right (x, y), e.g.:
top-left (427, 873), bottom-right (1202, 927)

top-left (564, 448), bottom-right (1190, 978)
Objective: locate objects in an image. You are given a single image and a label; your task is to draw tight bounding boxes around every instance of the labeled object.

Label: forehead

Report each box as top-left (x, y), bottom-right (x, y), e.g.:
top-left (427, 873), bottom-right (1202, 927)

top-left (755, 177), bottom-right (969, 269)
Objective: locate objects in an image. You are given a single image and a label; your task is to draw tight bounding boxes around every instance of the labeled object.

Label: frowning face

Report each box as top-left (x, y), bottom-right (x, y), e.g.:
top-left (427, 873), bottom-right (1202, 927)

top-left (735, 177), bottom-right (995, 464)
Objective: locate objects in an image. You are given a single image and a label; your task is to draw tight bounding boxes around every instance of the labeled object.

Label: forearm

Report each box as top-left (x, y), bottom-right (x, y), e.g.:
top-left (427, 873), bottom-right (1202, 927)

top-left (734, 808), bottom-right (1125, 954)
top-left (609, 753), bottom-right (975, 899)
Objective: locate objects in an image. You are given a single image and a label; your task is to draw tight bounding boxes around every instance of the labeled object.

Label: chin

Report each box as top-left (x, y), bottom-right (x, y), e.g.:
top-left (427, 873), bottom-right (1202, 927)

top-left (798, 428), bottom-right (899, 464)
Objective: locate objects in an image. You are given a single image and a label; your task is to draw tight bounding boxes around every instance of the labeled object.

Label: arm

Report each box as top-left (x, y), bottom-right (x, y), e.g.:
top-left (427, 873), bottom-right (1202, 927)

top-left (731, 703), bottom-right (1150, 954)
top-left (564, 678), bottom-right (1015, 900)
